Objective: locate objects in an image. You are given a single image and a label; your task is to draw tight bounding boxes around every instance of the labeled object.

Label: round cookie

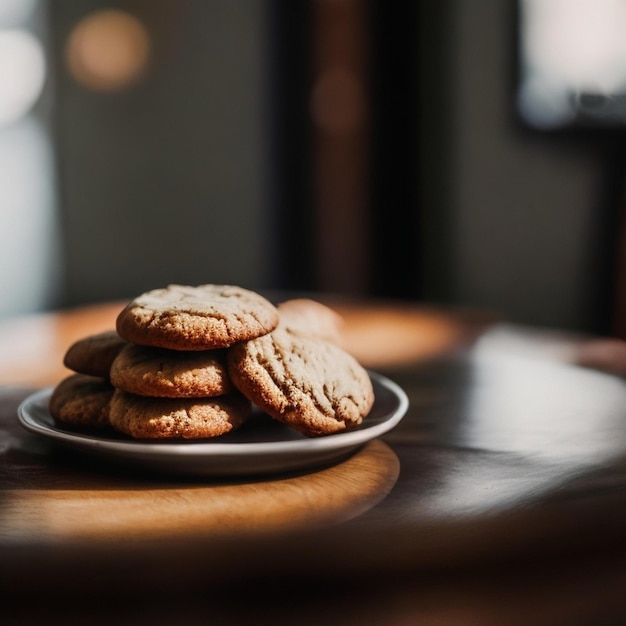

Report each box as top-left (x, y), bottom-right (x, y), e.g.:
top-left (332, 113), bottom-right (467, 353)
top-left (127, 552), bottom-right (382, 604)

top-left (49, 374), bottom-right (114, 431)
top-left (110, 344), bottom-right (232, 398)
top-left (116, 284), bottom-right (280, 351)
top-left (227, 327), bottom-right (374, 437)
top-left (277, 298), bottom-right (344, 345)
top-left (109, 390), bottom-right (251, 440)
top-left (63, 330), bottom-right (126, 378)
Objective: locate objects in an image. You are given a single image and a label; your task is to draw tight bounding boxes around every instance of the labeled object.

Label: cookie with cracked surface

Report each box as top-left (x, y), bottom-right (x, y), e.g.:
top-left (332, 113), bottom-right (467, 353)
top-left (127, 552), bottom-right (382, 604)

top-left (63, 330), bottom-right (126, 378)
top-left (277, 298), bottom-right (344, 345)
top-left (49, 373), bottom-right (114, 431)
top-left (110, 343), bottom-right (231, 398)
top-left (109, 390), bottom-right (251, 440)
top-left (116, 284), bottom-right (279, 351)
top-left (227, 327), bottom-right (374, 437)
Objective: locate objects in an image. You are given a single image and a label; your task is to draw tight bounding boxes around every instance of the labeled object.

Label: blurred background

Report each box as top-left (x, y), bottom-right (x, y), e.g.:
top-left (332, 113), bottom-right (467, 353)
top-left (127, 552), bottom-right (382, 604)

top-left (3, 0), bottom-right (626, 338)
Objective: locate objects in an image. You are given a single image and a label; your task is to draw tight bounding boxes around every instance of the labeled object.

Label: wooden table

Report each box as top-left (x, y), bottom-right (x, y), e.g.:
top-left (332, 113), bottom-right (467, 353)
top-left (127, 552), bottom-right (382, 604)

top-left (3, 299), bottom-right (626, 624)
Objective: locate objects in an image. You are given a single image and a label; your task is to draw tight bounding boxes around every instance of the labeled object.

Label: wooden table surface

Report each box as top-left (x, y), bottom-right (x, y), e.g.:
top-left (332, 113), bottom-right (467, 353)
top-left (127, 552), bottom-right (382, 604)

top-left (3, 298), bottom-right (626, 624)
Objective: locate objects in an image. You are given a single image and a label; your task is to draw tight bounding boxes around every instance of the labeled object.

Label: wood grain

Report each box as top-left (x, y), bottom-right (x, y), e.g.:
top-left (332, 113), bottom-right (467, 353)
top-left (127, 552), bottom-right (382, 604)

top-left (0, 439), bottom-right (399, 544)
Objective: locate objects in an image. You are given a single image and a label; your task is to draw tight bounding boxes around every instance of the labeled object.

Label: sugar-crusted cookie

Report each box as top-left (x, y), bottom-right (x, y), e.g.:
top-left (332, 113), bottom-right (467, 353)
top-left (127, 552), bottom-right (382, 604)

top-left (277, 298), bottom-right (344, 345)
top-left (63, 330), bottom-right (126, 378)
top-left (109, 390), bottom-right (251, 440)
top-left (110, 343), bottom-right (231, 398)
top-left (116, 284), bottom-right (279, 351)
top-left (227, 327), bottom-right (374, 437)
top-left (49, 374), bottom-right (114, 431)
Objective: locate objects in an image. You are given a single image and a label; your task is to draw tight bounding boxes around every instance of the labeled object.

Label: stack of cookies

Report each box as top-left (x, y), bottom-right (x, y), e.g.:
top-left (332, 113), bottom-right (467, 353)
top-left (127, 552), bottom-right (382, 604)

top-left (49, 330), bottom-right (125, 432)
top-left (50, 284), bottom-right (375, 440)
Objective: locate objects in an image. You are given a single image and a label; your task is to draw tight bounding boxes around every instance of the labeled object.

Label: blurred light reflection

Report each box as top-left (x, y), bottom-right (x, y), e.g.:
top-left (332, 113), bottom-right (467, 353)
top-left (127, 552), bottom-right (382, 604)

top-left (413, 326), bottom-right (626, 516)
top-left (0, 29), bottom-right (45, 128)
top-left (66, 9), bottom-right (150, 92)
top-left (464, 325), bottom-right (626, 464)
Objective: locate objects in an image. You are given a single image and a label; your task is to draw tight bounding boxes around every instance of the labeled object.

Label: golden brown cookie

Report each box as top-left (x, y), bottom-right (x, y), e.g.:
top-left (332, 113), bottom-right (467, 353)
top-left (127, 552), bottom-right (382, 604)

top-left (277, 298), bottom-right (344, 345)
top-left (49, 373), bottom-right (114, 431)
top-left (109, 390), bottom-right (250, 440)
top-left (116, 284), bottom-right (280, 351)
top-left (227, 327), bottom-right (374, 437)
top-left (63, 330), bottom-right (126, 378)
top-left (110, 343), bottom-right (231, 398)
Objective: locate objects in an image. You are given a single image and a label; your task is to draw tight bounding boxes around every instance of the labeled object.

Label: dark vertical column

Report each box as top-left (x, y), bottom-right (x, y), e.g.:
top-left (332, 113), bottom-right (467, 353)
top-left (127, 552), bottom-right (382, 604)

top-left (311, 0), bottom-right (371, 295)
top-left (267, 1), bottom-right (316, 292)
top-left (368, 0), bottom-right (421, 300)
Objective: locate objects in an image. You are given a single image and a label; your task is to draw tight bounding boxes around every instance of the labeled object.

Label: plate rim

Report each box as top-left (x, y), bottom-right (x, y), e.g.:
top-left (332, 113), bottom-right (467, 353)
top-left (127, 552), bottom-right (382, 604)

top-left (17, 371), bottom-right (409, 460)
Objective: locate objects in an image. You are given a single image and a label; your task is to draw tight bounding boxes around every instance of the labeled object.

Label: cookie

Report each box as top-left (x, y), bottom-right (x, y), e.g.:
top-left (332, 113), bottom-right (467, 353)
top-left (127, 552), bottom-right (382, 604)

top-left (277, 298), bottom-right (344, 345)
top-left (109, 390), bottom-right (251, 440)
top-left (49, 374), bottom-right (114, 431)
top-left (110, 343), bottom-right (231, 398)
top-left (63, 330), bottom-right (126, 378)
top-left (116, 284), bottom-right (279, 351)
top-left (227, 327), bottom-right (374, 437)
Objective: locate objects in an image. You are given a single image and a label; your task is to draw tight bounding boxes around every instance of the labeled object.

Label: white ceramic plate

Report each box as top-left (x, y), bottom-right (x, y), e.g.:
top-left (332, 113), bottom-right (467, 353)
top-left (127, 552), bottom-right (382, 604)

top-left (17, 372), bottom-right (408, 478)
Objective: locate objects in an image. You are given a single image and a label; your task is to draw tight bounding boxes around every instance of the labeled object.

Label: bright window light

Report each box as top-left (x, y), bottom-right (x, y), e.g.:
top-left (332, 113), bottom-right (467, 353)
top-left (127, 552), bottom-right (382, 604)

top-left (519, 0), bottom-right (626, 128)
